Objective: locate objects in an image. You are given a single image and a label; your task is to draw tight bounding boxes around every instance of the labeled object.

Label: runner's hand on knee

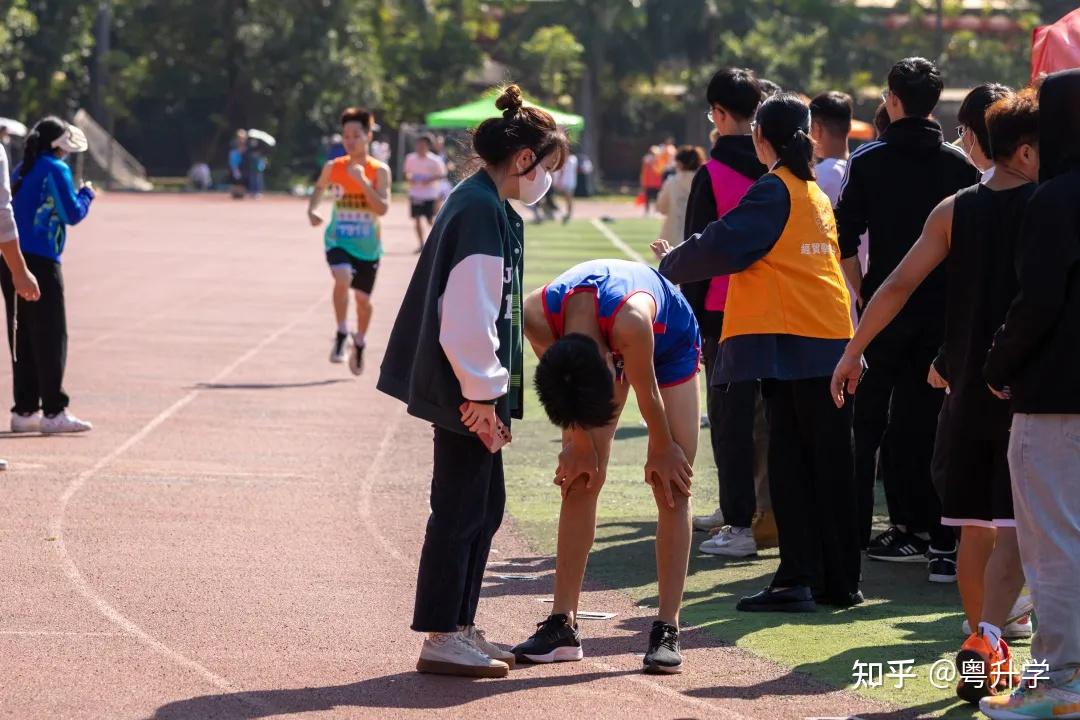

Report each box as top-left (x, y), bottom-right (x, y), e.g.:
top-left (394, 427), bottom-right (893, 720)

top-left (554, 442), bottom-right (599, 498)
top-left (644, 442), bottom-right (692, 508)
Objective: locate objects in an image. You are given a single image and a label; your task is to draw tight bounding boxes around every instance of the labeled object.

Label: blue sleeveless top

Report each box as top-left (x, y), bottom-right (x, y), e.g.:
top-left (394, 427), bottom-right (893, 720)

top-left (542, 259), bottom-right (701, 387)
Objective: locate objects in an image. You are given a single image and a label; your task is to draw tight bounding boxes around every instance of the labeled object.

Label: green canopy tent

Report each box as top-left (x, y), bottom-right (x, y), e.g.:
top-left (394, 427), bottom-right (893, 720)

top-left (425, 93), bottom-right (583, 135)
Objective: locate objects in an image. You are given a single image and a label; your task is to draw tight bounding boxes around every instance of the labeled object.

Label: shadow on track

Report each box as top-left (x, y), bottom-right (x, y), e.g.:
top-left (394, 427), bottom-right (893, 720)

top-left (146, 670), bottom-right (640, 719)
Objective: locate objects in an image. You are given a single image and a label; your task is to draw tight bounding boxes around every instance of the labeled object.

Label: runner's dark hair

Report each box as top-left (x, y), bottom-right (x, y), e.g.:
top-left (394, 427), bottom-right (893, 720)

top-left (340, 107), bottom-right (373, 130)
top-left (535, 333), bottom-right (616, 430)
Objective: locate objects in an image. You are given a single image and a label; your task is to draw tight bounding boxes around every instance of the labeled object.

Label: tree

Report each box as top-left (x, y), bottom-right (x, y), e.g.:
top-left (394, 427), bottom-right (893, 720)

top-left (519, 25), bottom-right (584, 107)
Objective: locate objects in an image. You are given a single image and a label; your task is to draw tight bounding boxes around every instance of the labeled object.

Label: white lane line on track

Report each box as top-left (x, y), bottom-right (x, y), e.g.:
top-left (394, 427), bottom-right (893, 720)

top-left (0, 630), bottom-right (124, 636)
top-left (48, 292), bottom-right (328, 712)
top-left (356, 405), bottom-right (409, 563)
top-left (591, 218), bottom-right (647, 264)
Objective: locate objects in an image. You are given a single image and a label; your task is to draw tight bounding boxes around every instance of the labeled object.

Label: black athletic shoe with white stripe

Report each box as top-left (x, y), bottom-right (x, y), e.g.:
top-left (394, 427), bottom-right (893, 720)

top-left (866, 531), bottom-right (930, 563)
top-left (512, 614), bottom-right (583, 664)
top-left (643, 621), bottom-right (683, 674)
top-left (868, 525), bottom-right (902, 550)
top-left (927, 547), bottom-right (958, 583)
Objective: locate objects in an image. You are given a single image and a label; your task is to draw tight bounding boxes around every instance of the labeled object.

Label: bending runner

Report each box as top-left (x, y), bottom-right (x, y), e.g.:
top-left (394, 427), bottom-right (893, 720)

top-left (514, 258), bottom-right (700, 675)
top-left (308, 107), bottom-right (390, 374)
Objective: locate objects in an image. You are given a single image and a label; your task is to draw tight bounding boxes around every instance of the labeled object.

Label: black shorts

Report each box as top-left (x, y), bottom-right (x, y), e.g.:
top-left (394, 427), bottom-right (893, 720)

top-left (410, 200), bottom-right (436, 220)
top-left (326, 248), bottom-right (379, 294)
top-left (938, 388), bottom-right (1015, 528)
top-left (645, 187), bottom-right (660, 202)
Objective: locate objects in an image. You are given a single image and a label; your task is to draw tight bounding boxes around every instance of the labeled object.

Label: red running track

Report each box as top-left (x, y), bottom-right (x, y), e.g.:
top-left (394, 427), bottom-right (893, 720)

top-left (0, 194), bottom-right (903, 719)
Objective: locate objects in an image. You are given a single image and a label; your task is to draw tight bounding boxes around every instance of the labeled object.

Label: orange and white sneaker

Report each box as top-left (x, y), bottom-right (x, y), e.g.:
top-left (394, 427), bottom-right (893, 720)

top-left (955, 631), bottom-right (1019, 704)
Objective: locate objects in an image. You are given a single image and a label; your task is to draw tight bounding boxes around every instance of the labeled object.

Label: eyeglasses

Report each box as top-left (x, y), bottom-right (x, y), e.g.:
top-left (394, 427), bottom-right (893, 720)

top-left (750, 121), bottom-right (757, 132)
top-left (956, 125), bottom-right (967, 139)
top-left (881, 90), bottom-right (890, 103)
top-left (705, 109), bottom-right (714, 121)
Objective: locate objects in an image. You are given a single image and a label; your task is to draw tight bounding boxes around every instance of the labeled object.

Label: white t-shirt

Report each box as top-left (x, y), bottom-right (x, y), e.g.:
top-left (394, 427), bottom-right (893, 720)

top-left (816, 157), bottom-right (848, 208)
top-left (556, 154), bottom-right (578, 192)
top-left (0, 145), bottom-right (17, 243)
top-left (405, 152), bottom-right (447, 202)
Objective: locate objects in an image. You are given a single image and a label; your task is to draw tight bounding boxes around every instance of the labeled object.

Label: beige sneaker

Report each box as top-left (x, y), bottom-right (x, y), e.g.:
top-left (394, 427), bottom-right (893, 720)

top-left (416, 632), bottom-right (509, 678)
top-left (460, 625), bottom-right (516, 668)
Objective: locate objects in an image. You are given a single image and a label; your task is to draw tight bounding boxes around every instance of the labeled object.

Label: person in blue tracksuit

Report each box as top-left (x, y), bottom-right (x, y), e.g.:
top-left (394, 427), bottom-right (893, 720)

top-left (3, 117), bottom-right (95, 434)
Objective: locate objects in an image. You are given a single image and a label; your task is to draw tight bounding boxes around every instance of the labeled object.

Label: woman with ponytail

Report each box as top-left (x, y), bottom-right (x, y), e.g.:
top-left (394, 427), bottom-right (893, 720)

top-left (378, 85), bottom-right (568, 679)
top-left (654, 93), bottom-right (862, 613)
top-left (3, 116), bottom-right (95, 434)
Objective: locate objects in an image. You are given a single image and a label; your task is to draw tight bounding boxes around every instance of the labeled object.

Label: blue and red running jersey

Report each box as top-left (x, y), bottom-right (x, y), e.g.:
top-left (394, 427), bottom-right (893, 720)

top-left (541, 259), bottom-right (701, 387)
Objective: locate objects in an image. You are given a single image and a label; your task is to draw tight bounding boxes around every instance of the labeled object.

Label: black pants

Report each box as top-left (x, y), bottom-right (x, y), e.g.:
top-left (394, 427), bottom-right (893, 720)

top-left (1, 255), bottom-right (69, 416)
top-left (412, 426), bottom-right (505, 633)
top-left (765, 377), bottom-right (861, 596)
top-left (853, 323), bottom-right (948, 546)
top-left (702, 335), bottom-right (758, 528)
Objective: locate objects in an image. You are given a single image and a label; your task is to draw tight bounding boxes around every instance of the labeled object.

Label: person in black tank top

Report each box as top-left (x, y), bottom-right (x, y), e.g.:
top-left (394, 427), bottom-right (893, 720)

top-left (832, 88), bottom-right (1039, 704)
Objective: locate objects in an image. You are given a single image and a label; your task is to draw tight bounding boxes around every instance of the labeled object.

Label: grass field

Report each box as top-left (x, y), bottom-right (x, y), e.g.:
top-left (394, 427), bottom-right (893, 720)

top-left (503, 216), bottom-right (1024, 719)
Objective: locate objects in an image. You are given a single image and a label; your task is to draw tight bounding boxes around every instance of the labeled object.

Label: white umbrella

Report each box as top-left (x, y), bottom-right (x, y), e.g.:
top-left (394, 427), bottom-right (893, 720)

top-left (0, 118), bottom-right (28, 137)
top-left (247, 128), bottom-right (276, 147)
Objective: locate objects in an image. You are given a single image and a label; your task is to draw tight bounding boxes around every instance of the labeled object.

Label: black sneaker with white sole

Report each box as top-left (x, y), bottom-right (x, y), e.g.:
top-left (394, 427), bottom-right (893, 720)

top-left (866, 531), bottom-right (930, 562)
top-left (643, 621), bottom-right (683, 674)
top-left (927, 547), bottom-right (958, 583)
top-left (330, 332), bottom-right (348, 363)
top-left (350, 339), bottom-right (365, 376)
top-left (512, 614), bottom-right (583, 664)
top-left (868, 525), bottom-right (902, 550)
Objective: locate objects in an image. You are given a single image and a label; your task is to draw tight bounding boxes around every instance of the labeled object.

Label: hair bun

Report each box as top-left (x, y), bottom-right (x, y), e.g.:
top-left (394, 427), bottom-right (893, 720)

top-left (495, 84), bottom-right (525, 118)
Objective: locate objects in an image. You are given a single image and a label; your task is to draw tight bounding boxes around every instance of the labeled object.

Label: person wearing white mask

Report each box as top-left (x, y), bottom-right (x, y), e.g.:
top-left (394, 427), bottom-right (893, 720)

top-left (378, 85), bottom-right (569, 680)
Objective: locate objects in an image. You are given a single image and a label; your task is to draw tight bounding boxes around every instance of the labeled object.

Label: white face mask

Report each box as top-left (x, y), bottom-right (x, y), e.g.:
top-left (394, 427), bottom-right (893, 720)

top-left (518, 164), bottom-right (552, 206)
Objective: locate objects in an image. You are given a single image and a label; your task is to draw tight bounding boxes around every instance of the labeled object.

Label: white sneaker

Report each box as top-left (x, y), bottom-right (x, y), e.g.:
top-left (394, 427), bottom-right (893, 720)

top-left (460, 625), bottom-right (516, 667)
top-left (692, 506), bottom-right (725, 532)
top-left (40, 412), bottom-right (93, 434)
top-left (416, 632), bottom-right (509, 678)
top-left (11, 411), bottom-right (41, 433)
top-left (962, 614), bottom-right (1034, 639)
top-left (699, 526), bottom-right (757, 557)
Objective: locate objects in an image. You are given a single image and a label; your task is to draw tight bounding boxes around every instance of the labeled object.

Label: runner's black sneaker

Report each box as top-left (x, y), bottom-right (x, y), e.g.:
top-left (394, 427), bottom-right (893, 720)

top-left (512, 614), bottom-right (583, 664)
top-left (928, 547), bottom-right (958, 583)
top-left (868, 525), bottom-right (902, 550)
top-left (867, 531), bottom-right (930, 563)
top-left (349, 337), bottom-right (365, 376)
top-left (330, 332), bottom-right (348, 364)
top-left (643, 621), bottom-right (683, 674)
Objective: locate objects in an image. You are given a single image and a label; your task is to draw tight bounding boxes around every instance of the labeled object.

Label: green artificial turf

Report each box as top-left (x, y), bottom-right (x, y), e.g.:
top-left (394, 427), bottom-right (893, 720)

top-left (502, 216), bottom-right (1027, 719)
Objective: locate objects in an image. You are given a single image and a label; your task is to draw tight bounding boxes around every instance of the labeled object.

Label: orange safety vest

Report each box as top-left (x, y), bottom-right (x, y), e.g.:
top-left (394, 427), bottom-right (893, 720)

top-left (721, 167), bottom-right (853, 342)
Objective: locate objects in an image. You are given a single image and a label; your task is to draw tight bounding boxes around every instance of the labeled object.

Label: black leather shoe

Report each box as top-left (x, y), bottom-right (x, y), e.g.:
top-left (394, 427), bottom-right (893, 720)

top-left (813, 590), bottom-right (865, 608)
top-left (736, 586), bottom-right (817, 613)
